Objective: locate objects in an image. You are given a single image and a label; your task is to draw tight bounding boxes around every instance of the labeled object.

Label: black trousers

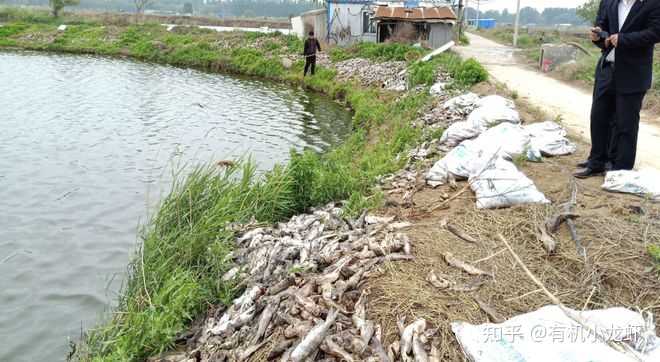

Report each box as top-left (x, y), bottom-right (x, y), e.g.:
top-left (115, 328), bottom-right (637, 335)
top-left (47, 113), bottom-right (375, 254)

top-left (589, 62), bottom-right (645, 171)
top-left (304, 55), bottom-right (316, 76)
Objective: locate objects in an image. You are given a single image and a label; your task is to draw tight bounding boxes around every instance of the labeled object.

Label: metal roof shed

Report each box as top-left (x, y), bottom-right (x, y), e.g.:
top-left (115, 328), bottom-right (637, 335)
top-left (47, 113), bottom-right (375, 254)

top-left (374, 5), bottom-right (456, 48)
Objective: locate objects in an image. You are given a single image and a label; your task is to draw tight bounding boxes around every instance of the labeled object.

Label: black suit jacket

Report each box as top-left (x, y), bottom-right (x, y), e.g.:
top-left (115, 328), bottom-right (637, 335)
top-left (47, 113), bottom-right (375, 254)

top-left (594, 0), bottom-right (660, 94)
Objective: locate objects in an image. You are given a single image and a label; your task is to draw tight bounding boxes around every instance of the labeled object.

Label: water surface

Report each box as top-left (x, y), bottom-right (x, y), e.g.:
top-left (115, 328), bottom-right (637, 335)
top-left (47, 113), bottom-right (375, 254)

top-left (0, 51), bottom-right (352, 361)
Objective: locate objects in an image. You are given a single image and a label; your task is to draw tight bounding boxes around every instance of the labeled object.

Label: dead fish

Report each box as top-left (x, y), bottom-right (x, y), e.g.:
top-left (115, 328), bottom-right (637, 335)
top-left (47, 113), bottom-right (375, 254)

top-left (397, 316), bottom-right (406, 336)
top-left (412, 329), bottom-right (429, 362)
top-left (357, 245), bottom-right (377, 259)
top-left (388, 221), bottom-right (413, 230)
top-left (267, 340), bottom-right (294, 360)
top-left (382, 253), bottom-right (415, 262)
top-left (370, 332), bottom-right (391, 362)
top-left (284, 320), bottom-right (313, 339)
top-left (474, 296), bottom-right (504, 323)
top-left (443, 252), bottom-right (493, 277)
top-left (401, 319), bottom-right (426, 360)
top-left (335, 268), bottom-right (364, 300)
top-left (450, 277), bottom-right (487, 293)
top-left (426, 270), bottom-right (453, 290)
top-left (217, 160), bottom-right (235, 168)
top-left (239, 340), bottom-right (268, 361)
top-left (300, 280), bottom-right (317, 297)
top-left (268, 276), bottom-right (295, 296)
top-left (293, 292), bottom-right (323, 317)
top-left (429, 340), bottom-right (441, 362)
top-left (536, 224), bottom-right (557, 254)
top-left (365, 215), bottom-right (395, 225)
top-left (290, 309), bottom-right (339, 362)
top-left (352, 292), bottom-right (374, 344)
top-left (254, 297), bottom-right (281, 342)
top-left (388, 340), bottom-right (401, 361)
top-left (278, 347), bottom-right (293, 362)
top-left (399, 234), bottom-right (412, 255)
top-left (321, 337), bottom-right (355, 362)
top-left (222, 266), bottom-right (241, 281)
top-left (317, 255), bottom-right (352, 285)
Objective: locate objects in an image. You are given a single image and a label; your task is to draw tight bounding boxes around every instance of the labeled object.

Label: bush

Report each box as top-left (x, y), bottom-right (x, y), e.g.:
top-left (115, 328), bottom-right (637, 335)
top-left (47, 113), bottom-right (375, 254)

top-left (408, 61), bottom-right (436, 86)
top-left (459, 32), bottom-right (470, 45)
top-left (454, 58), bottom-right (488, 86)
top-left (433, 53), bottom-right (488, 87)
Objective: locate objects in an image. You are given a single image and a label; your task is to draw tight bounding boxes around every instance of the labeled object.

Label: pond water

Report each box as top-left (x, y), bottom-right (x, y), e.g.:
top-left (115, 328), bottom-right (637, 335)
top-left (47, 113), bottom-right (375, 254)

top-left (0, 51), bottom-right (352, 362)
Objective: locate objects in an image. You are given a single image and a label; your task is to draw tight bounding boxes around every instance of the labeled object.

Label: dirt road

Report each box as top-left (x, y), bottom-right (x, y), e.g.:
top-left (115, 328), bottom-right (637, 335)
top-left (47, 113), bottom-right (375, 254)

top-left (455, 32), bottom-right (660, 170)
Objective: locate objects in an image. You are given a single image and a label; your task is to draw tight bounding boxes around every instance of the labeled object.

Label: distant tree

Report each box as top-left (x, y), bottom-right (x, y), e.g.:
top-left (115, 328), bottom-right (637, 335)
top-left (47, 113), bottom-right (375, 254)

top-left (519, 7), bottom-right (541, 25)
top-left (183, 2), bottom-right (193, 14)
top-left (134, 0), bottom-right (156, 16)
top-left (49, 0), bottom-right (79, 17)
top-left (577, 0), bottom-right (599, 24)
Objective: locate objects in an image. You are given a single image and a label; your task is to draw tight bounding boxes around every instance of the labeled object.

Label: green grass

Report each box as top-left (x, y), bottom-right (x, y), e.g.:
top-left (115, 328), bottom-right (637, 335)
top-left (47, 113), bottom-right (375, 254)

top-left (327, 41), bottom-right (425, 63)
top-left (1, 15), bottom-right (489, 361)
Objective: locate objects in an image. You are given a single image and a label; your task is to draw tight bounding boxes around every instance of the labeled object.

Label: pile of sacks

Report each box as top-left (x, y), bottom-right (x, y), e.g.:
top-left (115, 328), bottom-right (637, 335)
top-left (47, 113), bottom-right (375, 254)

top-left (334, 58), bottom-right (407, 91)
top-left (180, 204), bottom-right (447, 361)
top-left (426, 94), bottom-right (576, 209)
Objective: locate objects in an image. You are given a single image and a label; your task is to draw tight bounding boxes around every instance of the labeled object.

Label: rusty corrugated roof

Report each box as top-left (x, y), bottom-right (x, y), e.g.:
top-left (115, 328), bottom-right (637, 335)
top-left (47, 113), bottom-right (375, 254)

top-left (374, 5), bottom-right (457, 22)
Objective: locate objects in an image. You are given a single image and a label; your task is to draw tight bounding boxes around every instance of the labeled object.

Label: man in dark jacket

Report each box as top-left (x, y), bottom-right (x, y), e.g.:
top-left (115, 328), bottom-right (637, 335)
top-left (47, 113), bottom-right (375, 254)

top-left (303, 31), bottom-right (322, 77)
top-left (575, 0), bottom-right (660, 178)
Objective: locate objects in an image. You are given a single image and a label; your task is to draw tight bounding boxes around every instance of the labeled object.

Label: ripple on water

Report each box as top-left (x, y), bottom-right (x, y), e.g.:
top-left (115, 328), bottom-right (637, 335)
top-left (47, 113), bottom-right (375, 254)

top-left (0, 51), bottom-right (352, 362)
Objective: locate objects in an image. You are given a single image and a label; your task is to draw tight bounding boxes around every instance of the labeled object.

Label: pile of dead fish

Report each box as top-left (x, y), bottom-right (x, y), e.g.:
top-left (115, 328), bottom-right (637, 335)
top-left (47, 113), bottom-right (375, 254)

top-left (334, 58), bottom-right (407, 91)
top-left (178, 203), bottom-right (435, 361)
top-left (415, 92), bottom-right (480, 130)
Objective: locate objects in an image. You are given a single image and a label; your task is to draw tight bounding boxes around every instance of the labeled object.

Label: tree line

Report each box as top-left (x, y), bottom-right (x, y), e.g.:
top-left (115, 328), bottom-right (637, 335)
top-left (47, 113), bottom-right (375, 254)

top-left (464, 6), bottom-right (590, 26)
top-left (1, 0), bottom-right (322, 18)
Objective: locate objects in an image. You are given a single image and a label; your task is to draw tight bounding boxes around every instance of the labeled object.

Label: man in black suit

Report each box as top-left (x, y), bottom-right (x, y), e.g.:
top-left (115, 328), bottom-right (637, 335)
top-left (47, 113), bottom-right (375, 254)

top-left (575, 0), bottom-right (660, 178)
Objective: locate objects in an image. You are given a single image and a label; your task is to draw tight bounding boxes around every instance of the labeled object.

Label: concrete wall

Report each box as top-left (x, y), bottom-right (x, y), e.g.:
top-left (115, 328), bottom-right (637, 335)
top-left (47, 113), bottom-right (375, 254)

top-left (327, 3), bottom-right (377, 46)
top-left (429, 23), bottom-right (453, 49)
top-left (539, 44), bottom-right (578, 72)
top-left (291, 11), bottom-right (327, 40)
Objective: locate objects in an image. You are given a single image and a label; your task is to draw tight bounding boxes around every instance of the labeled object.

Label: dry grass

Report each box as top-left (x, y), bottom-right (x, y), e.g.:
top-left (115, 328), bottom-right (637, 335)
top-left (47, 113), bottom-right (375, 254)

top-left (363, 83), bottom-right (660, 361)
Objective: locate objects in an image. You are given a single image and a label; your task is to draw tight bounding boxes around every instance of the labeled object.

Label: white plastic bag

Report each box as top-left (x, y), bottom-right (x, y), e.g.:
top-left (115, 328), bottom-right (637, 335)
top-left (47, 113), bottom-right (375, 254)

top-left (467, 102), bottom-right (521, 130)
top-left (429, 81), bottom-right (447, 97)
top-left (602, 169), bottom-right (660, 201)
top-left (525, 121), bottom-right (577, 157)
top-left (452, 305), bottom-right (660, 362)
top-left (427, 139), bottom-right (483, 185)
top-left (470, 157), bottom-right (549, 209)
top-left (439, 120), bottom-right (484, 148)
top-left (443, 92), bottom-right (480, 113)
top-left (477, 123), bottom-right (533, 160)
top-left (476, 94), bottom-right (516, 109)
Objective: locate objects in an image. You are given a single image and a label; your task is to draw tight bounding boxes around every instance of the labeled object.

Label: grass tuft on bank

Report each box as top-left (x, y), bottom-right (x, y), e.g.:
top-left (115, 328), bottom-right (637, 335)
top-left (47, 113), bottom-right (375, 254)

top-left (1, 14), bottom-right (490, 361)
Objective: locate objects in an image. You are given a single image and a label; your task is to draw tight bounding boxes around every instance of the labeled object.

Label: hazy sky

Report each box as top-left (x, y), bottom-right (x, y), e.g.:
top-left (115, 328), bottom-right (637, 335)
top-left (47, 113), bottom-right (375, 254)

top-left (476, 0), bottom-right (590, 11)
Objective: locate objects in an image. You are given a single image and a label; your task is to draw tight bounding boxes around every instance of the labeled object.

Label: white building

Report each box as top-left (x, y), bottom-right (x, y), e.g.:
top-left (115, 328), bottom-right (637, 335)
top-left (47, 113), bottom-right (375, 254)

top-left (291, 1), bottom-right (456, 48)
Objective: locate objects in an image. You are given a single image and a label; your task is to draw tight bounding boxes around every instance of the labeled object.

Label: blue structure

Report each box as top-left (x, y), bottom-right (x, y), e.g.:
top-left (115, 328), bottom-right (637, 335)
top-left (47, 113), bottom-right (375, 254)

top-left (404, 0), bottom-right (420, 8)
top-left (469, 18), bottom-right (496, 29)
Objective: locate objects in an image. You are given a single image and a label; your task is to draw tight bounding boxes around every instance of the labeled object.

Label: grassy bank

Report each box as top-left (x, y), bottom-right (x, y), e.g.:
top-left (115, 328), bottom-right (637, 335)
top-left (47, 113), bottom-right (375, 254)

top-left (1, 9), bottom-right (488, 361)
top-left (478, 27), bottom-right (660, 112)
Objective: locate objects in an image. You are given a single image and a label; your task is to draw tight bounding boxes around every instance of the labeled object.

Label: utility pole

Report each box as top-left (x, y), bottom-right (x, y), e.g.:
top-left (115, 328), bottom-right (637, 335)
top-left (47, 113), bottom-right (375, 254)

top-left (476, 0), bottom-right (480, 29)
top-left (513, 0), bottom-right (521, 46)
top-left (465, 0), bottom-right (469, 28)
top-left (456, 0), bottom-right (464, 42)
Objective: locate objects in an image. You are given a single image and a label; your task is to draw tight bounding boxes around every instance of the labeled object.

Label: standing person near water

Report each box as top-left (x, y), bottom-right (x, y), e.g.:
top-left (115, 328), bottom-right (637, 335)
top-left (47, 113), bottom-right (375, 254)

top-left (303, 31), bottom-right (322, 77)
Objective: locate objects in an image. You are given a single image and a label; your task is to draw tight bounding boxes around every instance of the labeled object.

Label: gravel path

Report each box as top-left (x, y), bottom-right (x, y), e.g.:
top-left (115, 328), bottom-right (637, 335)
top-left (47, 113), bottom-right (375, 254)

top-left (455, 32), bottom-right (660, 170)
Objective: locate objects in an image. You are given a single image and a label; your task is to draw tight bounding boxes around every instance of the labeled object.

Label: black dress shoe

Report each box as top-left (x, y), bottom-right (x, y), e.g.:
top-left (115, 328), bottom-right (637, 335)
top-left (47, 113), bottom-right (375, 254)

top-left (576, 160), bottom-right (589, 168)
top-left (573, 167), bottom-right (605, 179)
